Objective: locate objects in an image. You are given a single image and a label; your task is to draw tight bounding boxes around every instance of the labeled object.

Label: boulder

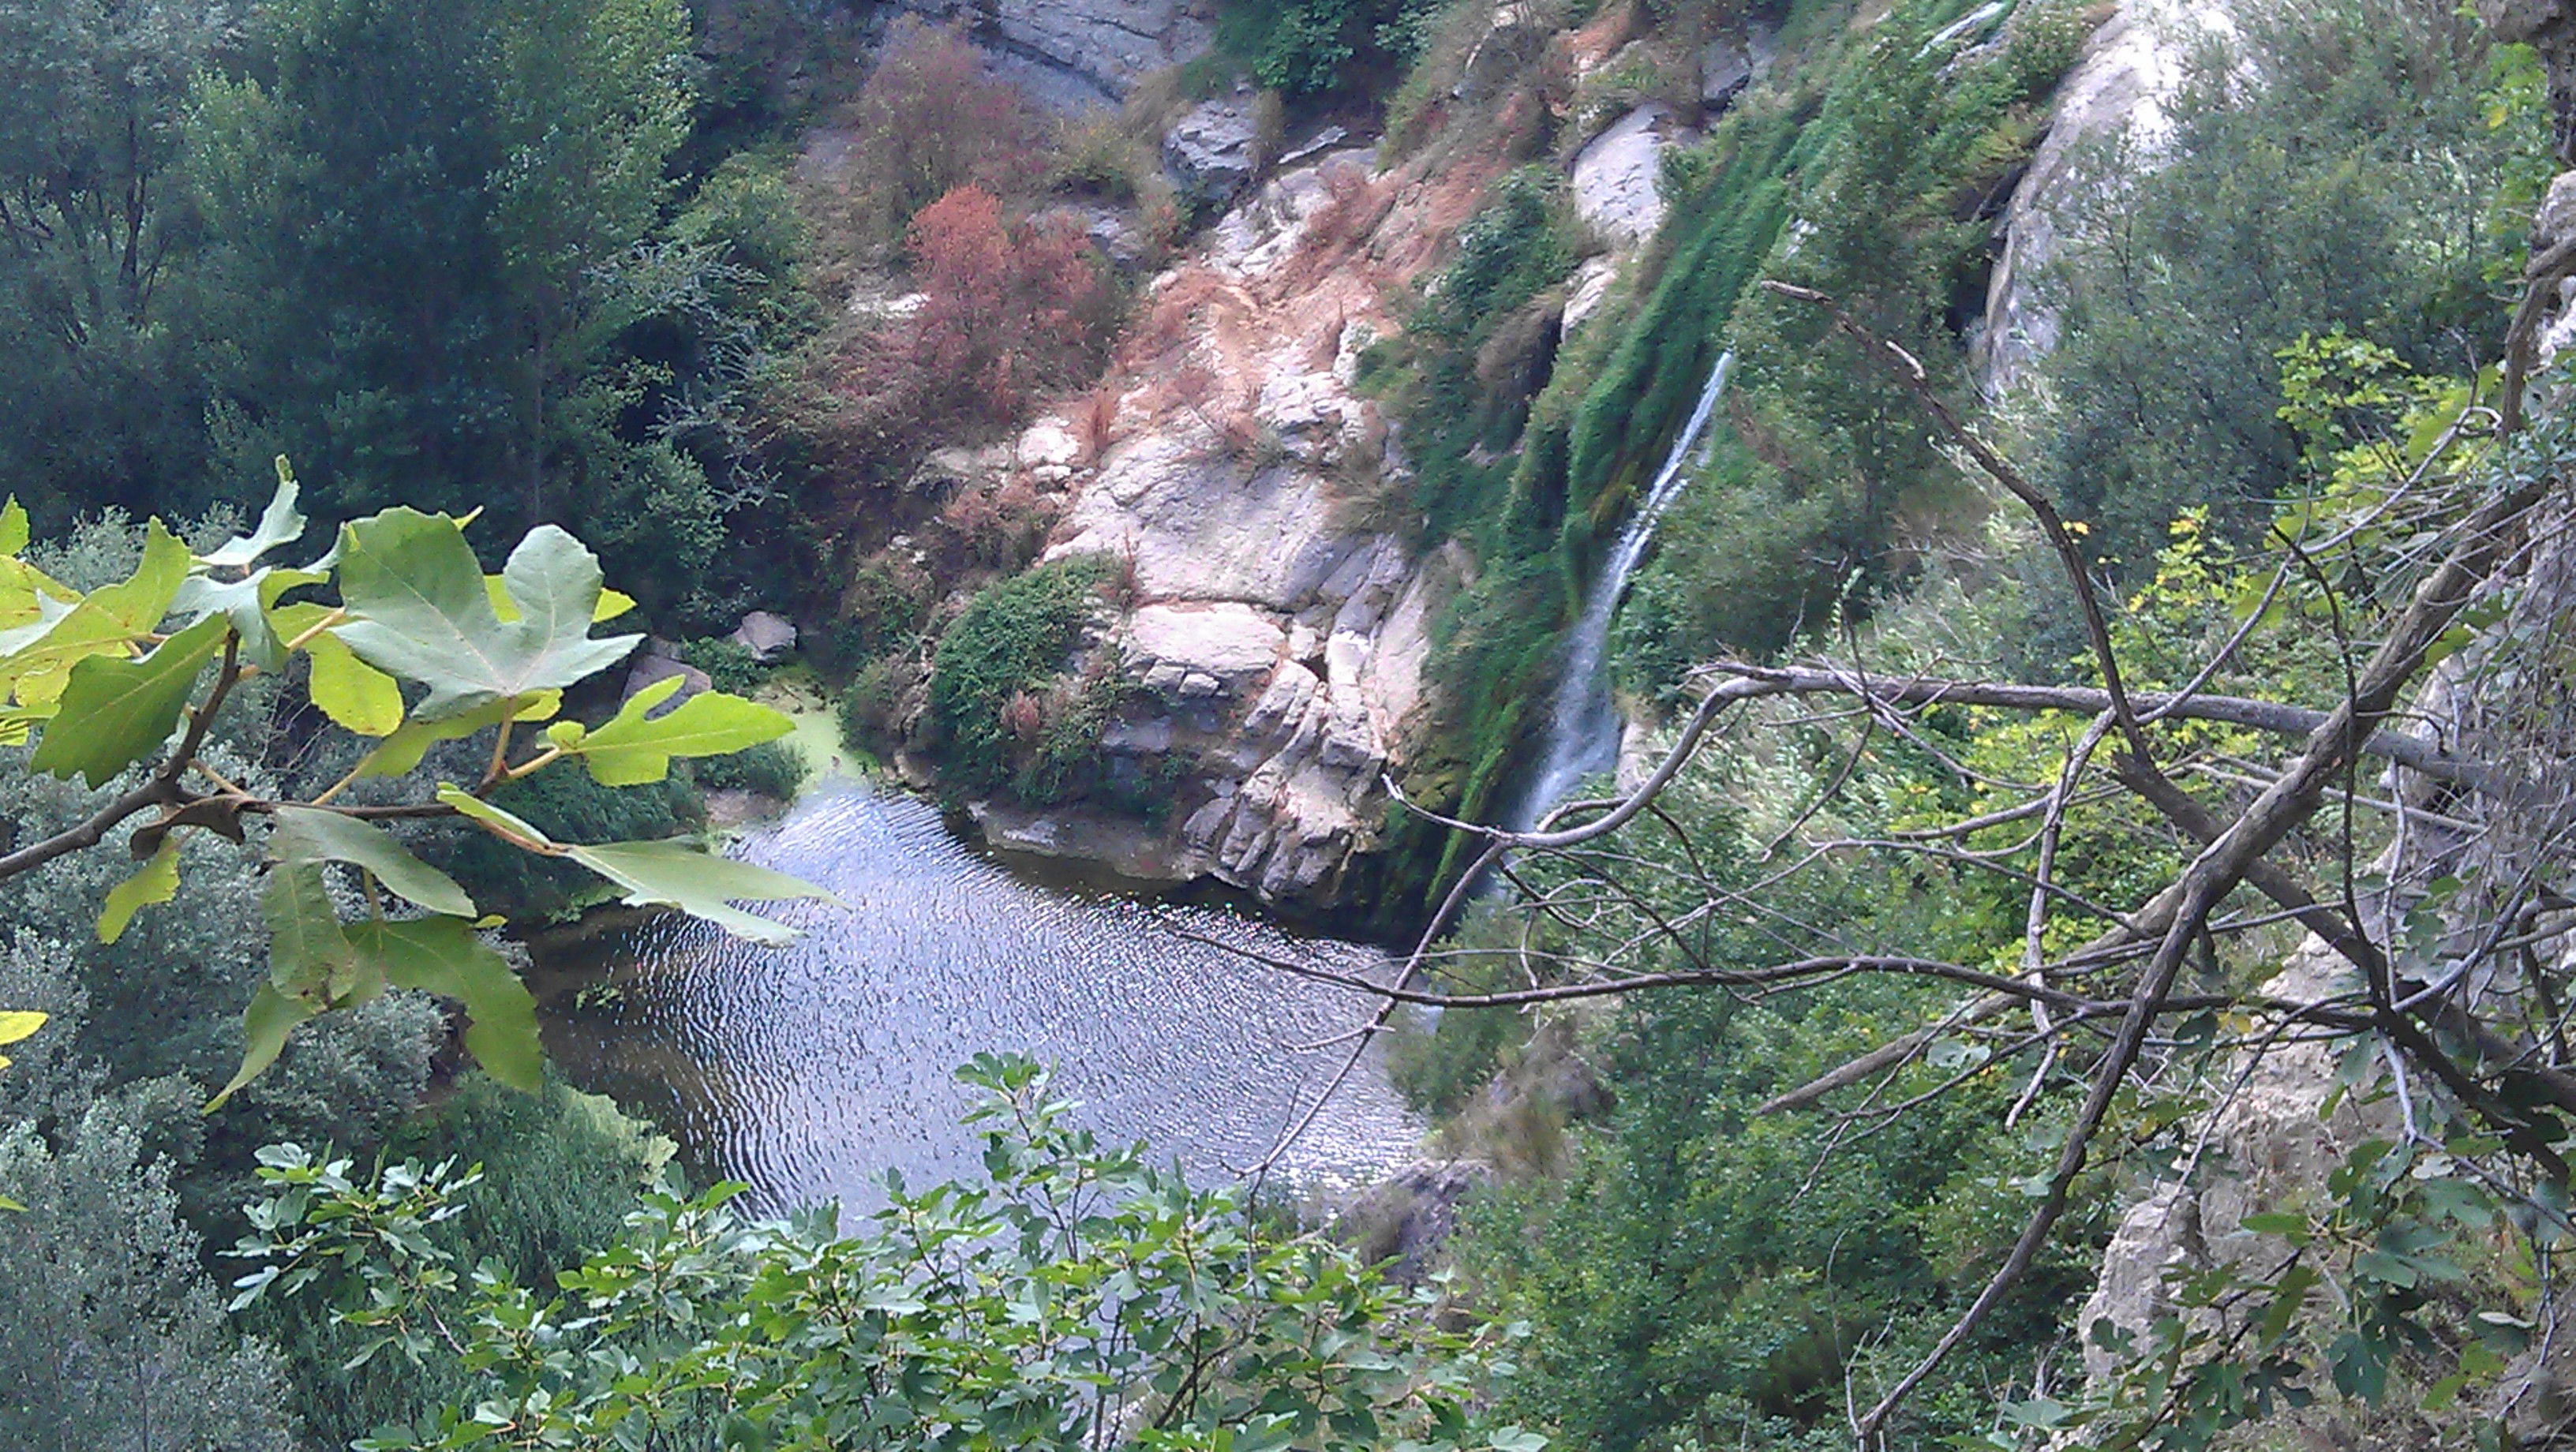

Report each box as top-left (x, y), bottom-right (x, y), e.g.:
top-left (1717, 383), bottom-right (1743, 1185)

top-left (1126, 602), bottom-right (1288, 694)
top-left (1571, 103), bottom-right (1681, 249)
top-left (1163, 98), bottom-right (1264, 211)
top-left (729, 611), bottom-right (799, 663)
top-left (1973, 0), bottom-right (2219, 395)
top-left (1700, 38), bottom-right (1753, 110)
top-left (624, 654), bottom-right (712, 716)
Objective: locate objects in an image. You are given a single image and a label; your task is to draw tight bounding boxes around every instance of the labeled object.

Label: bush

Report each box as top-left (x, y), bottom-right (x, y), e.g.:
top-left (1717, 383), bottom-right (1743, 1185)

top-left (690, 737), bottom-right (808, 799)
top-left (1218, 0), bottom-right (1445, 101)
top-left (829, 17), bottom-right (1044, 245)
top-left (254, 1077), bottom-right (672, 1449)
top-left (2032, 0), bottom-right (2532, 571)
top-left (840, 653), bottom-right (919, 750)
top-left (676, 635), bottom-right (769, 695)
top-left (926, 556), bottom-right (1111, 794)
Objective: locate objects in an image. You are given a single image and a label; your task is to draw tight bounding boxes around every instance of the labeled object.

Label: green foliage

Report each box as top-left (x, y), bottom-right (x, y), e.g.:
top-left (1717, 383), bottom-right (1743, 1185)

top-left (0, 0), bottom-right (232, 529)
top-left (249, 1076), bottom-right (673, 1450)
top-left (1, 471), bottom-right (825, 1110)
top-left (2031, 0), bottom-right (2531, 574)
top-left (927, 556), bottom-right (1110, 796)
top-left (690, 735), bottom-right (808, 798)
top-left (0, 1106), bottom-right (298, 1450)
top-left (1219, 0), bottom-right (1445, 100)
top-left (677, 633), bottom-right (771, 694)
top-left (1440, 743), bottom-right (2102, 1450)
top-left (234, 1054), bottom-right (1538, 1452)
top-left (177, 0), bottom-right (796, 610)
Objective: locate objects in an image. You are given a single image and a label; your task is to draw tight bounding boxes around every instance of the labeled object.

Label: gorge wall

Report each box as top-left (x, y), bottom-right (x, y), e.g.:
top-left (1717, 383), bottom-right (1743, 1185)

top-left (880, 0), bottom-right (1214, 106)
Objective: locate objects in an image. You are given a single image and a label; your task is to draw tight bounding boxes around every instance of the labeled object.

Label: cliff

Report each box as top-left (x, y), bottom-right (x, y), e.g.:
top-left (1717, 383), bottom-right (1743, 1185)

top-left (881, 0), bottom-right (1213, 107)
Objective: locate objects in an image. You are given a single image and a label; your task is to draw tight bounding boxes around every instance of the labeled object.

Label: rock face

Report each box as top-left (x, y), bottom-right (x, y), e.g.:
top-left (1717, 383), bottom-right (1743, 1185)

top-left (1163, 97), bottom-right (1264, 211)
top-left (924, 140), bottom-right (1510, 907)
top-left (884, 0), bottom-right (1212, 107)
top-left (1571, 103), bottom-right (1687, 249)
top-left (1973, 0), bottom-right (2233, 395)
top-left (729, 610), bottom-right (798, 663)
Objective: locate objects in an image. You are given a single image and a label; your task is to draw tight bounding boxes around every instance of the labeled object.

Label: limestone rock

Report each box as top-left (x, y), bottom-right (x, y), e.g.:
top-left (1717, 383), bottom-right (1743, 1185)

top-left (1164, 98), bottom-right (1264, 211)
top-left (1974, 0), bottom-right (2229, 395)
top-left (882, 1), bottom-right (1212, 107)
top-left (728, 611), bottom-right (799, 663)
top-left (1571, 103), bottom-right (1683, 249)
top-left (1700, 38), bottom-right (1752, 110)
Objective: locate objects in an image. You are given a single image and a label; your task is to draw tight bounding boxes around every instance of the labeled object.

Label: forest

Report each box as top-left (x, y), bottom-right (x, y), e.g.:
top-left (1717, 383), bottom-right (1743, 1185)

top-left (8, 0), bottom-right (2576, 1448)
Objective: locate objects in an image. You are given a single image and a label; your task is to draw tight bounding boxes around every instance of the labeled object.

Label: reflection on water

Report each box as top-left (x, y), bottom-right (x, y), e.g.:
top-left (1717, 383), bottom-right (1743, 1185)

top-left (535, 780), bottom-right (1421, 1215)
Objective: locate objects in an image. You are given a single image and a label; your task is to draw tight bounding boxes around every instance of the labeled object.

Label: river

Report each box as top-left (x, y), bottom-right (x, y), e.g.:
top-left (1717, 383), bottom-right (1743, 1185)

top-left (532, 777), bottom-right (1423, 1215)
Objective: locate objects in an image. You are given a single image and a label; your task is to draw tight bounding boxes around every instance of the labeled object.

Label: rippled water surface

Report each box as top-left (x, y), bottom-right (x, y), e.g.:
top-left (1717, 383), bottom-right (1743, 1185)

top-left (535, 780), bottom-right (1421, 1214)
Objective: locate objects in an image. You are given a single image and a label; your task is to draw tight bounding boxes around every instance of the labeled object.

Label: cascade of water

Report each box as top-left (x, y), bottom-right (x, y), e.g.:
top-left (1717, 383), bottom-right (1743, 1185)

top-left (1509, 350), bottom-right (1733, 832)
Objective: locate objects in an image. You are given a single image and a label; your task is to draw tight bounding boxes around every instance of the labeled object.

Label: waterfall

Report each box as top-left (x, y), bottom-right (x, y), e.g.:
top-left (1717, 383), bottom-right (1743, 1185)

top-left (1509, 350), bottom-right (1733, 833)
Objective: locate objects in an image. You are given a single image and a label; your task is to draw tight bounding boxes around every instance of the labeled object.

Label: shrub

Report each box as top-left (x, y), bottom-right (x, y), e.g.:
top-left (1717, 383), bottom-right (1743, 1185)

top-left (690, 738), bottom-right (809, 799)
top-left (926, 556), bottom-right (1111, 794)
top-left (808, 185), bottom-right (1117, 470)
top-left (1219, 0), bottom-right (1445, 101)
top-left (904, 186), bottom-right (1115, 425)
top-left (676, 635), bottom-right (769, 695)
top-left (838, 653), bottom-right (918, 750)
top-left (831, 17), bottom-right (1044, 244)
top-left (256, 1077), bottom-right (672, 1449)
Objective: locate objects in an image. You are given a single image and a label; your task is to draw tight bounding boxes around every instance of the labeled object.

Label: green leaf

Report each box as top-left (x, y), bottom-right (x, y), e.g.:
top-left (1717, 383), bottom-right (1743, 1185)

top-left (271, 806), bottom-right (477, 918)
top-left (290, 604), bottom-right (409, 736)
top-left (551, 683), bottom-right (792, 787)
top-left (0, 520), bottom-right (192, 709)
top-left (432, 785), bottom-right (557, 848)
top-left (486, 574), bottom-right (635, 623)
top-left (200, 461), bottom-right (307, 569)
top-left (174, 567), bottom-right (323, 673)
top-left (262, 860), bottom-right (363, 1003)
top-left (28, 613), bottom-right (229, 787)
top-left (357, 690), bottom-right (558, 777)
top-left (97, 839), bottom-right (182, 945)
top-left (0, 1009), bottom-right (45, 1072)
top-left (331, 510), bottom-right (639, 720)
top-left (565, 840), bottom-right (837, 946)
top-left (346, 917), bottom-right (541, 1091)
top-left (2239, 1211), bottom-right (2310, 1244)
top-left (209, 984), bottom-right (317, 1111)
top-left (432, 787), bottom-right (835, 944)
top-left (0, 498), bottom-right (24, 557)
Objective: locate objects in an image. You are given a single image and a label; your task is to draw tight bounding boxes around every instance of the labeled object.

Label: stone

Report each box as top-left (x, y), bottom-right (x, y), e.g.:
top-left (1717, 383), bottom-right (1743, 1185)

top-left (1456, 6), bottom-right (1546, 103)
top-left (1561, 256), bottom-right (1620, 339)
top-left (882, 1), bottom-right (1212, 107)
top-left (1164, 98), bottom-right (1264, 211)
top-left (1571, 103), bottom-right (1680, 249)
top-left (1974, 0), bottom-right (2222, 395)
top-left (623, 654), bottom-right (711, 715)
top-left (1126, 602), bottom-right (1287, 687)
top-left (728, 610), bottom-right (799, 663)
top-left (1701, 39), bottom-right (1753, 110)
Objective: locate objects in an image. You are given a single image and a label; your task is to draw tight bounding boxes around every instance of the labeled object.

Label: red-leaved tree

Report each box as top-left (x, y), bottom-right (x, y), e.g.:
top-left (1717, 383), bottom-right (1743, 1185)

top-left (901, 185), bottom-right (1110, 425)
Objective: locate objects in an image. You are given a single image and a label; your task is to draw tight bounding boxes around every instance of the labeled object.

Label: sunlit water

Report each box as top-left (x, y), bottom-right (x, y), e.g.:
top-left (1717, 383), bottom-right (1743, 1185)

top-left (534, 780), bottom-right (1422, 1215)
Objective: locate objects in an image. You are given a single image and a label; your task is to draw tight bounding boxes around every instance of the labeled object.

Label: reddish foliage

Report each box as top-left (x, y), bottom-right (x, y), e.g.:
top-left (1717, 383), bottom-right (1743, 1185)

top-left (1002, 690), bottom-right (1044, 743)
top-left (844, 18), bottom-right (1043, 235)
top-left (938, 473), bottom-right (1061, 572)
top-left (901, 185), bottom-right (1113, 425)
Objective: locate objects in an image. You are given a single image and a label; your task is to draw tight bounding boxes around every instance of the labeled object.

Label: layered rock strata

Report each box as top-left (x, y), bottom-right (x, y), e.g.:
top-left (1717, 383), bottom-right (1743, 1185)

top-left (942, 137), bottom-right (1511, 904)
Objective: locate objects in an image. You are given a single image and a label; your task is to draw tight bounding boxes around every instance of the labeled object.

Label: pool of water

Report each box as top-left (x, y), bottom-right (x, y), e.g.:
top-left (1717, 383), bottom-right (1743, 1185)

top-left (533, 778), bottom-right (1421, 1215)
